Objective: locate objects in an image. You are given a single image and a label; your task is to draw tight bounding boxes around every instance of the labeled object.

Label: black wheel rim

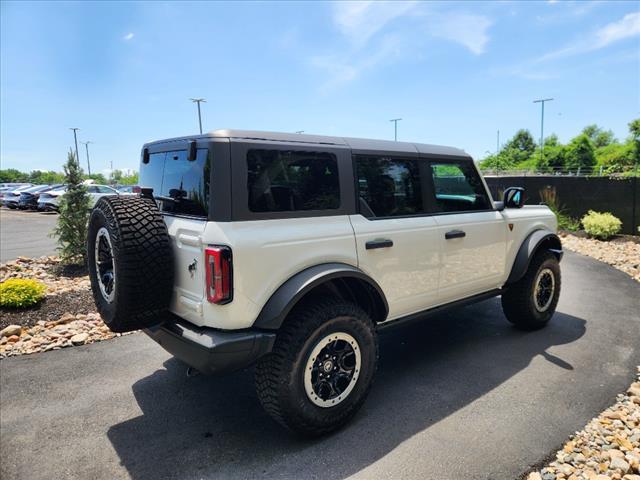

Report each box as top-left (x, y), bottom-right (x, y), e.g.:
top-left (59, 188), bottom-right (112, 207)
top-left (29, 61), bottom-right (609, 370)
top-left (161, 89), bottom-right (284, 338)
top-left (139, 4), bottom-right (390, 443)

top-left (95, 227), bottom-right (116, 303)
top-left (304, 332), bottom-right (361, 408)
top-left (533, 268), bottom-right (555, 312)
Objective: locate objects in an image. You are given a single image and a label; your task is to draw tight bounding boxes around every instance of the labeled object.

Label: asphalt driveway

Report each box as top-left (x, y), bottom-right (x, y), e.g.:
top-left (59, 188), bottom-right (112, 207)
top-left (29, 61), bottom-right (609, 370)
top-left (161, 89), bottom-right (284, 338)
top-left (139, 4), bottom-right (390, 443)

top-left (0, 208), bottom-right (58, 262)
top-left (1, 251), bottom-right (639, 480)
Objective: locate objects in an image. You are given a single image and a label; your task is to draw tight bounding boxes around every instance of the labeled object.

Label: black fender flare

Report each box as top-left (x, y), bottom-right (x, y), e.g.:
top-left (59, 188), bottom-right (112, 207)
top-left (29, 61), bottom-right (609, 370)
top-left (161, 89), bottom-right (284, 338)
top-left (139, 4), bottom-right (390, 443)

top-left (253, 263), bottom-right (389, 330)
top-left (506, 229), bottom-right (563, 284)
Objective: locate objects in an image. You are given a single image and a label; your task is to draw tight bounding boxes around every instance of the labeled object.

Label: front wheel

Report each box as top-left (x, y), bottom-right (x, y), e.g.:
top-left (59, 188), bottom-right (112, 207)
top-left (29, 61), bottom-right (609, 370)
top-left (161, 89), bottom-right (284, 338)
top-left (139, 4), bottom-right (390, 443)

top-left (255, 300), bottom-right (378, 437)
top-left (502, 251), bottom-right (561, 330)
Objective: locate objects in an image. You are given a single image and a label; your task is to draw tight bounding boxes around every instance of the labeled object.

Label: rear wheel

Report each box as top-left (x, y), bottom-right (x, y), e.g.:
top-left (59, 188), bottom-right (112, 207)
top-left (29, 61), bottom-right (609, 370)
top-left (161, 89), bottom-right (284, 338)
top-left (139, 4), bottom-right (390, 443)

top-left (501, 251), bottom-right (561, 330)
top-left (255, 300), bottom-right (378, 436)
top-left (87, 196), bottom-right (174, 333)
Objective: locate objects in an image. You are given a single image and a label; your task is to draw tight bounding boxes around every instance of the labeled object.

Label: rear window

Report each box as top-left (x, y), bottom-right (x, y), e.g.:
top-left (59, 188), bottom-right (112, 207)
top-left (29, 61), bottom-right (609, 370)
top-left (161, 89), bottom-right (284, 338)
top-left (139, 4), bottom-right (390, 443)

top-left (140, 148), bottom-right (211, 217)
top-left (247, 149), bottom-right (340, 212)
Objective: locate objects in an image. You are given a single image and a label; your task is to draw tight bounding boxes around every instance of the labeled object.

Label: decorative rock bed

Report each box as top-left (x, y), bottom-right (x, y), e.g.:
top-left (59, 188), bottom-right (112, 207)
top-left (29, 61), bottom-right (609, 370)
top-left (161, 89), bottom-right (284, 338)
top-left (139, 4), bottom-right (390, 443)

top-left (0, 256), bottom-right (135, 358)
top-left (526, 368), bottom-right (640, 480)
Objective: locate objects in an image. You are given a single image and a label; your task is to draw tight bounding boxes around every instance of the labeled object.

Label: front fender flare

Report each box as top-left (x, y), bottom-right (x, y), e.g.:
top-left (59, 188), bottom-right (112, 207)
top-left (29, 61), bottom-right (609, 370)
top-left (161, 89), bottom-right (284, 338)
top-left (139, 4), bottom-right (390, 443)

top-left (506, 230), bottom-right (563, 284)
top-left (253, 263), bottom-right (388, 330)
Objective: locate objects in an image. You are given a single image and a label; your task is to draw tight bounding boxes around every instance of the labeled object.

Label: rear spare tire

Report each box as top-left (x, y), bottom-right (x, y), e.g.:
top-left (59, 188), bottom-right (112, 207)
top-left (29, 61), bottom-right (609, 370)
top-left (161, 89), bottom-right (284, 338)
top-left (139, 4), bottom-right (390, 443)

top-left (87, 196), bottom-right (174, 333)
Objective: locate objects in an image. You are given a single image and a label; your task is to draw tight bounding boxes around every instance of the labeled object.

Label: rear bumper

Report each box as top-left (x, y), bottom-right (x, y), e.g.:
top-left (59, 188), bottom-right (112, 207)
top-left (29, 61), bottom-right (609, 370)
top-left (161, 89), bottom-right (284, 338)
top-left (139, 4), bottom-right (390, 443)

top-left (144, 316), bottom-right (276, 375)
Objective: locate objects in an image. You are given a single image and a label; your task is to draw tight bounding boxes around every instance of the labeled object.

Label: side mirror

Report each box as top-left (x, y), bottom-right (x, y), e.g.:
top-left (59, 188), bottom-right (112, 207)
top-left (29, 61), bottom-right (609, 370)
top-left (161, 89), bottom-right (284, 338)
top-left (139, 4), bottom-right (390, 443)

top-left (503, 187), bottom-right (525, 209)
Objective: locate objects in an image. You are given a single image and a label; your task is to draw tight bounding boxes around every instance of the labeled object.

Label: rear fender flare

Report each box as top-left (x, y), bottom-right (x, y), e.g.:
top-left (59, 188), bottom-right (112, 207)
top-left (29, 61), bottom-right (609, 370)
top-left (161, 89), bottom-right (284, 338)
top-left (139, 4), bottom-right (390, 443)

top-left (253, 263), bottom-right (388, 330)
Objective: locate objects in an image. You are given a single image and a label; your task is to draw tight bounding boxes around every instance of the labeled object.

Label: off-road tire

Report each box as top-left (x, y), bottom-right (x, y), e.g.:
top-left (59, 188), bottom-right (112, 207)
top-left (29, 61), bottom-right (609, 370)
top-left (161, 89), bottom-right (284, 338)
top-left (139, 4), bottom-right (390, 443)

top-left (501, 251), bottom-right (561, 330)
top-left (255, 300), bottom-right (378, 437)
top-left (87, 196), bottom-right (174, 333)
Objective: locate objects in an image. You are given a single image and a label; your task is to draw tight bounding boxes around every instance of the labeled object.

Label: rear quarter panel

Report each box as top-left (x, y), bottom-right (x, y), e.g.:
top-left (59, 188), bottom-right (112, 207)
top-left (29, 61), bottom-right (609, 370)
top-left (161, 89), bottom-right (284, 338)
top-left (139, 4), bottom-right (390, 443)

top-left (177, 216), bottom-right (357, 330)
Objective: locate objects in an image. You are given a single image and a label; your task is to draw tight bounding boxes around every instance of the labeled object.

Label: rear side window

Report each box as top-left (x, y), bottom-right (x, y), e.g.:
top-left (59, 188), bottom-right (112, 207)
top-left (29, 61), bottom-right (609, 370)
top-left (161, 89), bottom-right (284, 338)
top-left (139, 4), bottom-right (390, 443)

top-left (247, 149), bottom-right (340, 212)
top-left (430, 162), bottom-right (490, 212)
top-left (355, 156), bottom-right (425, 218)
top-left (139, 148), bottom-right (211, 217)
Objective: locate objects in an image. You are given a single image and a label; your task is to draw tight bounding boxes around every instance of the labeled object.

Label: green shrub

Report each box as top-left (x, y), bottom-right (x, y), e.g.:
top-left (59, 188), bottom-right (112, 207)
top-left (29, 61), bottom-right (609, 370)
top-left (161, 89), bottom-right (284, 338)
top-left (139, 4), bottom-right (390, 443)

top-left (581, 210), bottom-right (622, 240)
top-left (0, 278), bottom-right (47, 308)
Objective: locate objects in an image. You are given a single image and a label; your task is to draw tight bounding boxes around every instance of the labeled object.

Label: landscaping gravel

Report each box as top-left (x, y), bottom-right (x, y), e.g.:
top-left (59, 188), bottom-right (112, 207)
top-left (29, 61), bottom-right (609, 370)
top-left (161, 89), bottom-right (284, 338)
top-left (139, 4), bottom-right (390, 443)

top-left (560, 233), bottom-right (640, 283)
top-left (0, 256), bottom-right (135, 358)
top-left (526, 367), bottom-right (640, 480)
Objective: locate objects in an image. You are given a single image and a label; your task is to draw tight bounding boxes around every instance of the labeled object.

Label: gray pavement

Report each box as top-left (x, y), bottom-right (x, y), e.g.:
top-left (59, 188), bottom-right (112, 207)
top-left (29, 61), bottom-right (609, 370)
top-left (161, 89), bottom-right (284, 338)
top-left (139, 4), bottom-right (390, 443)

top-left (1, 251), bottom-right (639, 480)
top-left (0, 208), bottom-right (58, 262)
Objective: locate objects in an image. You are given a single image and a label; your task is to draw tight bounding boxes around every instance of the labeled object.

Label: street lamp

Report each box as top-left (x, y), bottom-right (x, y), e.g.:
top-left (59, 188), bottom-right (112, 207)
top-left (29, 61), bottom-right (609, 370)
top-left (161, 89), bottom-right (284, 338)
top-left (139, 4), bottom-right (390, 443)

top-left (389, 118), bottom-right (402, 141)
top-left (533, 98), bottom-right (554, 164)
top-left (189, 98), bottom-right (206, 134)
top-left (80, 141), bottom-right (93, 175)
top-left (69, 128), bottom-right (80, 166)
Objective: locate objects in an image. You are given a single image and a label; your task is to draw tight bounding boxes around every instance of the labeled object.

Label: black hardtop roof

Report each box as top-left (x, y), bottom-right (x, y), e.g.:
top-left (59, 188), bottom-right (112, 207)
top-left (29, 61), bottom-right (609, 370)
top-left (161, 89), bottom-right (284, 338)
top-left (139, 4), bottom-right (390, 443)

top-left (144, 129), bottom-right (471, 159)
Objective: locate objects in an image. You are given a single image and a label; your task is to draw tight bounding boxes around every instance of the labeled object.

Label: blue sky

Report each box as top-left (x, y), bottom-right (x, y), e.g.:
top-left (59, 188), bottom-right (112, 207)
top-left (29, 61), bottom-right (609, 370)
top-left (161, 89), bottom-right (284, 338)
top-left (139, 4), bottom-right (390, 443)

top-left (1, 0), bottom-right (639, 174)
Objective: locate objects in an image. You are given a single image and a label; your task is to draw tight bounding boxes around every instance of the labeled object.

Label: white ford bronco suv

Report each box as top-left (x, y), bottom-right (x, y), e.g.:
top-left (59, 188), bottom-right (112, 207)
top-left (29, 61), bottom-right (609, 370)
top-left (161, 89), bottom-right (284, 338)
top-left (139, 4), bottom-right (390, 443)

top-left (87, 129), bottom-right (562, 436)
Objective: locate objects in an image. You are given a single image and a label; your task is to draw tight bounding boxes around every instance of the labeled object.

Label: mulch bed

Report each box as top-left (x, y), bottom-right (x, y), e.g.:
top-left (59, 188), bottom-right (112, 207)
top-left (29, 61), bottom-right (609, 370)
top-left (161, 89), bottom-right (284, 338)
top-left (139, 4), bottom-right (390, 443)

top-left (0, 290), bottom-right (95, 331)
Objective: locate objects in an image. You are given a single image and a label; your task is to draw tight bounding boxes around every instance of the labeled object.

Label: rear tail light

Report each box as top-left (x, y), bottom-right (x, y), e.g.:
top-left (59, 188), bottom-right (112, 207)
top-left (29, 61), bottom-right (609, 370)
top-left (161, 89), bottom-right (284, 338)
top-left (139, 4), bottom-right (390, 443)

top-left (205, 246), bottom-right (233, 304)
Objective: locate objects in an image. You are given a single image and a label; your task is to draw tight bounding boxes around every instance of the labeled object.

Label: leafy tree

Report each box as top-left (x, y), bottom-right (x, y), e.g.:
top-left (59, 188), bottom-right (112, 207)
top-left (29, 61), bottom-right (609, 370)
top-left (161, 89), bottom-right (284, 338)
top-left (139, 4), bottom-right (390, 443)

top-left (111, 169), bottom-right (139, 185)
top-left (629, 118), bottom-right (640, 173)
top-left (538, 142), bottom-right (566, 172)
top-left (28, 170), bottom-right (65, 185)
top-left (503, 129), bottom-right (537, 166)
top-left (582, 124), bottom-right (615, 148)
top-left (478, 152), bottom-right (516, 171)
top-left (0, 169), bottom-right (29, 183)
top-left (52, 151), bottom-right (90, 265)
top-left (84, 173), bottom-right (108, 185)
top-left (565, 134), bottom-right (596, 172)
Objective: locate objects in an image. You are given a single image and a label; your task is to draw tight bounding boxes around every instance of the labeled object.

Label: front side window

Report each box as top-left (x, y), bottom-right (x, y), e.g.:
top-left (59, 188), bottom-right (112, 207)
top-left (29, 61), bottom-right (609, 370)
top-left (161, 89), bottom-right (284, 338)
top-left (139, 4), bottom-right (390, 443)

top-left (139, 148), bottom-right (211, 217)
top-left (430, 161), bottom-right (490, 212)
top-left (356, 156), bottom-right (424, 218)
top-left (247, 149), bottom-right (340, 212)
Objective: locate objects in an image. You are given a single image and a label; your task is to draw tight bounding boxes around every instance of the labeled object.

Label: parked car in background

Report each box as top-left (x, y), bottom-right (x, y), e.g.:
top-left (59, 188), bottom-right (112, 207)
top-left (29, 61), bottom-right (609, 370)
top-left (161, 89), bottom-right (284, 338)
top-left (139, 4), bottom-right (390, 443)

top-left (115, 185), bottom-right (141, 195)
top-left (2, 184), bottom-right (35, 208)
top-left (18, 184), bottom-right (62, 210)
top-left (38, 184), bottom-right (119, 211)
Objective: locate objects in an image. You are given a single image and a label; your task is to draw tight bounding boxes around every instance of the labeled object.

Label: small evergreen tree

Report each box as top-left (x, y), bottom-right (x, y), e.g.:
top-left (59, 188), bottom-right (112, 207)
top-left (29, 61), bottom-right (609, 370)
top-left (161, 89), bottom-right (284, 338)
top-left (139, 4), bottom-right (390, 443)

top-left (53, 151), bottom-right (90, 264)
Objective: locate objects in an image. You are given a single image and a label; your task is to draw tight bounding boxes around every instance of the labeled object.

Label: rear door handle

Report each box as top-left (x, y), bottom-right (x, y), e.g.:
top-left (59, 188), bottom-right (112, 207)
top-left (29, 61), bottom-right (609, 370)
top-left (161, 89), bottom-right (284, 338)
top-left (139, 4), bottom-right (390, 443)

top-left (366, 239), bottom-right (394, 250)
top-left (445, 230), bottom-right (466, 240)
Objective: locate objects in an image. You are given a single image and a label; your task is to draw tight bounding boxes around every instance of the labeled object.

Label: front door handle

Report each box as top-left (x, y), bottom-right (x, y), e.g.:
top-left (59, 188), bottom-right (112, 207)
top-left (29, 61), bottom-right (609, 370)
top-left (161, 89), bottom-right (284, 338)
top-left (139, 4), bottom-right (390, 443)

top-left (366, 239), bottom-right (394, 250)
top-left (445, 230), bottom-right (466, 240)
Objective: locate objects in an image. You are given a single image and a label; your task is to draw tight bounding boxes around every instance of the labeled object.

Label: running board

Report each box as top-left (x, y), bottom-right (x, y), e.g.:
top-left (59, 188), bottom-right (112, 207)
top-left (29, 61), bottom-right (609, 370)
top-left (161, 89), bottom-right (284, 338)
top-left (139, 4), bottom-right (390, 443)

top-left (377, 289), bottom-right (502, 332)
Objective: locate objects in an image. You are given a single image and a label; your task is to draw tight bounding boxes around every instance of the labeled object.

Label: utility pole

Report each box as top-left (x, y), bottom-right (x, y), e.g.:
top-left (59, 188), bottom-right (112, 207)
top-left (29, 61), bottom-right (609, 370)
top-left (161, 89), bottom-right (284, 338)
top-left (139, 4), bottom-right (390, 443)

top-left (389, 118), bottom-right (402, 141)
top-left (189, 98), bottom-right (206, 134)
top-left (69, 128), bottom-right (80, 166)
top-left (533, 98), bottom-right (554, 164)
top-left (497, 130), bottom-right (500, 154)
top-left (80, 141), bottom-right (93, 175)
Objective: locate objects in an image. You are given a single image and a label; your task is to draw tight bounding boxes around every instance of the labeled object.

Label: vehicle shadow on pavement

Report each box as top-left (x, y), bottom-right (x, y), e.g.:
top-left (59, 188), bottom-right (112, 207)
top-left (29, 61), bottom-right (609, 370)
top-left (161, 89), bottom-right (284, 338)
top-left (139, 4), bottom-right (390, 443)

top-left (107, 299), bottom-right (585, 480)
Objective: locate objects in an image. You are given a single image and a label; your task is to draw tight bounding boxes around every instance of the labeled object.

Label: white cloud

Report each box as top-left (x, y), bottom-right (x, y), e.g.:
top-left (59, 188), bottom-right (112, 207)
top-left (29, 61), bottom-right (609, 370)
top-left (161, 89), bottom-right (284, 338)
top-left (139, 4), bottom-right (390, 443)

top-left (311, 34), bottom-right (402, 91)
top-left (539, 11), bottom-right (640, 61)
top-left (123, 32), bottom-right (134, 41)
top-left (429, 13), bottom-right (493, 55)
top-left (333, 1), bottom-right (417, 47)
top-left (595, 11), bottom-right (640, 48)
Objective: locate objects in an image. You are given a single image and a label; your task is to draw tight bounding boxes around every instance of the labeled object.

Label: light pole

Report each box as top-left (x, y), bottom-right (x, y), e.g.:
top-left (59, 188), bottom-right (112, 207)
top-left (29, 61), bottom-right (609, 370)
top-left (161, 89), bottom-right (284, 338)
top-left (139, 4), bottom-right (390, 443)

top-left (69, 128), bottom-right (80, 166)
top-left (533, 98), bottom-right (554, 163)
top-left (389, 118), bottom-right (402, 141)
top-left (189, 98), bottom-right (206, 134)
top-left (80, 141), bottom-right (93, 175)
